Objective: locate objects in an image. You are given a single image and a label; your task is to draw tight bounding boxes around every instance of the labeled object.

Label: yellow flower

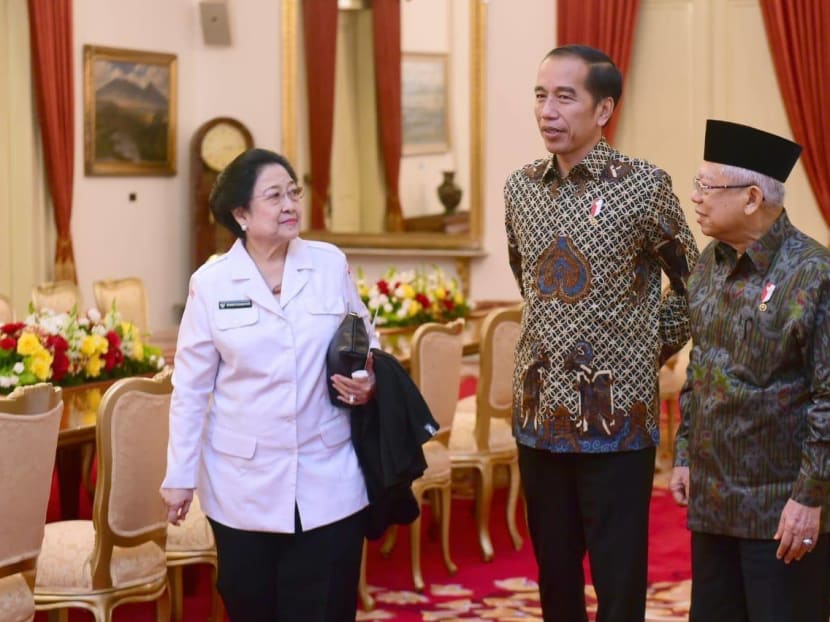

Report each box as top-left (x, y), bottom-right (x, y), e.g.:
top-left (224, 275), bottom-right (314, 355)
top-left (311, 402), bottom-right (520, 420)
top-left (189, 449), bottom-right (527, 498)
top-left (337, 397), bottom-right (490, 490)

top-left (80, 334), bottom-right (108, 356)
top-left (85, 356), bottom-right (104, 378)
top-left (16, 332), bottom-right (40, 356)
top-left (434, 286), bottom-right (447, 299)
top-left (30, 353), bottom-right (53, 380)
top-left (408, 301), bottom-right (422, 317)
top-left (454, 292), bottom-right (465, 304)
top-left (399, 283), bottom-right (415, 299)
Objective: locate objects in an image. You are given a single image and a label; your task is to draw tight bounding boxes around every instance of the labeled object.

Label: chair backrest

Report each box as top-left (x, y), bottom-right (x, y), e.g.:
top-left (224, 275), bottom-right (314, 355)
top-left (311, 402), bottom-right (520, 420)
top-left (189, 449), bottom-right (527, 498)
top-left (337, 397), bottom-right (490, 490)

top-left (0, 384), bottom-right (63, 587)
top-left (0, 294), bottom-right (13, 323)
top-left (31, 280), bottom-right (82, 314)
top-left (410, 319), bottom-right (465, 435)
top-left (93, 277), bottom-right (149, 334)
top-left (89, 369), bottom-right (172, 588)
top-left (473, 306), bottom-right (521, 449)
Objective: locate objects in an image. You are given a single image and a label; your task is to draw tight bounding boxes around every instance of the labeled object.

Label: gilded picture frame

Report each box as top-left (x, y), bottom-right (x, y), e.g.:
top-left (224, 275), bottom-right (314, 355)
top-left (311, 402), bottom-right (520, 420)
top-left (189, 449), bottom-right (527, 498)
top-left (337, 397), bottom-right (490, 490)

top-left (402, 52), bottom-right (450, 155)
top-left (83, 45), bottom-right (178, 176)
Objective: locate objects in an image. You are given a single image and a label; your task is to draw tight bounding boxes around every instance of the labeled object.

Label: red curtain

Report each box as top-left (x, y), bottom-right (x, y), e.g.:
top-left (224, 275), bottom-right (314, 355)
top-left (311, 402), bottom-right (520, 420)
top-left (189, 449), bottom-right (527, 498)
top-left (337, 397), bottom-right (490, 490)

top-left (28, 0), bottom-right (77, 282)
top-left (556, 0), bottom-right (641, 143)
top-left (302, 0), bottom-right (339, 230)
top-left (760, 1), bottom-right (830, 228)
top-left (372, 0), bottom-right (404, 232)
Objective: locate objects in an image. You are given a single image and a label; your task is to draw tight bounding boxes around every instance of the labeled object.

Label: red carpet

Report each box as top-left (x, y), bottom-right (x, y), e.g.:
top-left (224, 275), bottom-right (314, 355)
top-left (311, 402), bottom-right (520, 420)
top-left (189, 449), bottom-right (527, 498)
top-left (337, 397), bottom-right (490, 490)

top-left (38, 375), bottom-right (691, 620)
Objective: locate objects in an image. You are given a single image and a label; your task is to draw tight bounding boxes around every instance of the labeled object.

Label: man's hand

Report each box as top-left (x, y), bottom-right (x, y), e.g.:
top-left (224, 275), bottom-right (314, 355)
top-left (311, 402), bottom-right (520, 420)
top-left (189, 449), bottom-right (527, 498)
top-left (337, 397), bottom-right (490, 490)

top-left (774, 499), bottom-right (821, 563)
top-left (160, 487), bottom-right (194, 525)
top-left (669, 466), bottom-right (690, 506)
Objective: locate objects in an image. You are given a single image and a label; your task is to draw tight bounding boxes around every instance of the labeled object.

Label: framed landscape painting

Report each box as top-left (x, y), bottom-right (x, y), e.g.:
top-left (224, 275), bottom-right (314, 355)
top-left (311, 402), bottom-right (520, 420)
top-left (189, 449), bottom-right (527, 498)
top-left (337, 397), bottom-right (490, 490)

top-left (402, 53), bottom-right (449, 155)
top-left (83, 45), bottom-right (177, 176)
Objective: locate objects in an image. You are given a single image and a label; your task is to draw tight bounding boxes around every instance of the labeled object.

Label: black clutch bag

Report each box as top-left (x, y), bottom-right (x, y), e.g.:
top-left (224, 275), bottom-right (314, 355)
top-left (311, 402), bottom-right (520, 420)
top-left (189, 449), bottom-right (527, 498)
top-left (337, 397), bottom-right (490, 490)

top-left (326, 312), bottom-right (370, 406)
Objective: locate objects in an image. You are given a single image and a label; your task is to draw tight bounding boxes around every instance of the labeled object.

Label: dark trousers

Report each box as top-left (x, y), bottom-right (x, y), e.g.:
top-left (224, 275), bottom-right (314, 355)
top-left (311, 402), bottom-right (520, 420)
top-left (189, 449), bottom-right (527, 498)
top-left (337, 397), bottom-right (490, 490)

top-left (690, 531), bottom-right (830, 622)
top-left (208, 506), bottom-right (367, 622)
top-left (518, 444), bottom-right (655, 622)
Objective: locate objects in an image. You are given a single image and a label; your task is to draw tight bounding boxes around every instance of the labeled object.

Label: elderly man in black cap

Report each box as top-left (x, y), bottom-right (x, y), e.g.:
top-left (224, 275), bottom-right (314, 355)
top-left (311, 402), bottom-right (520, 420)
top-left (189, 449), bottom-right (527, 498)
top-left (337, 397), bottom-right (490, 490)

top-left (671, 119), bottom-right (830, 622)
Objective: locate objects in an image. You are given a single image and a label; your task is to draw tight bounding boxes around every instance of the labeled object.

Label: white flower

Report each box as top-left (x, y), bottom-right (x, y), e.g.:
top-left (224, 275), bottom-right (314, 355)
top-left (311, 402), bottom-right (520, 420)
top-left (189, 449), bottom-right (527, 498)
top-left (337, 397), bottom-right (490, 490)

top-left (87, 308), bottom-right (102, 323)
top-left (12, 362), bottom-right (24, 374)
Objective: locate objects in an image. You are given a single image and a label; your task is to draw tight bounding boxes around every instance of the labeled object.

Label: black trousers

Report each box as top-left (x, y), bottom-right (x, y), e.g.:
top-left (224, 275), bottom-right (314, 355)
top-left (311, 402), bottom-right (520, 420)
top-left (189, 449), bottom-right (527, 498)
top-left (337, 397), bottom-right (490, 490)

top-left (518, 444), bottom-right (655, 622)
top-left (690, 531), bottom-right (830, 622)
top-left (207, 506), bottom-right (367, 622)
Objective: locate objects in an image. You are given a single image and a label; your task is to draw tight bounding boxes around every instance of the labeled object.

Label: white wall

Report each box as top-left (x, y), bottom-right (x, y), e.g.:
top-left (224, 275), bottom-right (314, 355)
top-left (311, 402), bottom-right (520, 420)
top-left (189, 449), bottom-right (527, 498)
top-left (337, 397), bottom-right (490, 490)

top-left (71, 0), bottom-right (281, 330)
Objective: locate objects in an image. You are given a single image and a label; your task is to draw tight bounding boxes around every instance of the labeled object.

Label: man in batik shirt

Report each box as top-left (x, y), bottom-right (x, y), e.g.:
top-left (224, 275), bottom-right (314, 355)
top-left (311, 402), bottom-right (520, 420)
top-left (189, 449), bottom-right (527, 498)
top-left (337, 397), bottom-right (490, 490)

top-left (504, 44), bottom-right (698, 621)
top-left (671, 120), bottom-right (830, 622)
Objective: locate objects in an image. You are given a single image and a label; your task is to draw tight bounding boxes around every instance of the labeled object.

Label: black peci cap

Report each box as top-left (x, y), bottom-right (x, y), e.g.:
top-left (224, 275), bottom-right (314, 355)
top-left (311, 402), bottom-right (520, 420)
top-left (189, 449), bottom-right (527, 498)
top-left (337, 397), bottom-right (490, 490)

top-left (704, 119), bottom-right (802, 183)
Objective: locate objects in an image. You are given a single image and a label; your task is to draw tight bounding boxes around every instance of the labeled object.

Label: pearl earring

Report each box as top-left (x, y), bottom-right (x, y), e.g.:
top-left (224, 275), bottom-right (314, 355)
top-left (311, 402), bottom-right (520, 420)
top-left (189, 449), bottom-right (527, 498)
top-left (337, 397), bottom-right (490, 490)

top-left (240, 223), bottom-right (247, 232)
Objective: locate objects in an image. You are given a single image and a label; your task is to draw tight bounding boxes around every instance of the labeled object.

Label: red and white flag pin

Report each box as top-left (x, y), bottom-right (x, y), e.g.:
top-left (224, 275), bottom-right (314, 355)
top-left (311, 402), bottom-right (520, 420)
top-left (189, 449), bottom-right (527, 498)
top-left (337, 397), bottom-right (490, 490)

top-left (589, 197), bottom-right (603, 225)
top-left (759, 282), bottom-right (775, 311)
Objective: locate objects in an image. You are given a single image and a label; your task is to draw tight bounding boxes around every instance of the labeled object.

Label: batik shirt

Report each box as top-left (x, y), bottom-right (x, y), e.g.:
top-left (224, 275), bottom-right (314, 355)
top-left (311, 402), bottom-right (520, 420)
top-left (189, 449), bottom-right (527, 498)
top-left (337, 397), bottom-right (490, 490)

top-left (675, 212), bottom-right (830, 538)
top-left (505, 139), bottom-right (698, 453)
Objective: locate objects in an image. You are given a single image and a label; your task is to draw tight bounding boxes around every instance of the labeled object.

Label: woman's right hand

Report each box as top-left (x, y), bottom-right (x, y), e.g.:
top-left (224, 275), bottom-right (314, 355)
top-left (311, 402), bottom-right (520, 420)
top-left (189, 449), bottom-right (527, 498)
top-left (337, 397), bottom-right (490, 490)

top-left (160, 487), bottom-right (194, 525)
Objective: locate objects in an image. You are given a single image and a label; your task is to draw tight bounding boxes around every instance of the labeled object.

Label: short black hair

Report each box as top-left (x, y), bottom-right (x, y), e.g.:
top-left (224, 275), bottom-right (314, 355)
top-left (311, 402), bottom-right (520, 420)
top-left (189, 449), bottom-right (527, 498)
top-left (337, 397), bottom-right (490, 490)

top-left (545, 44), bottom-right (622, 108)
top-left (209, 148), bottom-right (298, 239)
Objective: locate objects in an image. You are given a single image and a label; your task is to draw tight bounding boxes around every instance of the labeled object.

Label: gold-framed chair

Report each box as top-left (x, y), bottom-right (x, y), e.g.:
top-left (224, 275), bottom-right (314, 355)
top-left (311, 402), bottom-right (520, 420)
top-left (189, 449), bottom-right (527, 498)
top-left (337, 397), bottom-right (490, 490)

top-left (92, 277), bottom-right (149, 334)
top-left (34, 372), bottom-right (173, 622)
top-left (379, 319), bottom-right (463, 591)
top-left (31, 281), bottom-right (82, 314)
top-left (450, 306), bottom-right (523, 561)
top-left (165, 494), bottom-right (222, 622)
top-left (0, 384), bottom-right (63, 622)
top-left (0, 293), bottom-right (13, 323)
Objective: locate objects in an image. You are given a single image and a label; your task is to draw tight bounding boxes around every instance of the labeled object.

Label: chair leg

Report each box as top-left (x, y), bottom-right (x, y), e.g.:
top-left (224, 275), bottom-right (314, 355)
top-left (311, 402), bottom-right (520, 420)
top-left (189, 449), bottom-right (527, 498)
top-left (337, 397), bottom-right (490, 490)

top-left (210, 562), bottom-right (225, 622)
top-left (475, 465), bottom-right (495, 562)
top-left (379, 524), bottom-right (398, 558)
top-left (156, 580), bottom-right (172, 622)
top-left (168, 566), bottom-right (184, 622)
top-left (81, 443), bottom-right (96, 498)
top-left (47, 609), bottom-right (68, 622)
top-left (409, 490), bottom-right (425, 592)
top-left (439, 484), bottom-right (457, 576)
top-left (357, 539), bottom-right (375, 611)
top-left (506, 460), bottom-right (523, 551)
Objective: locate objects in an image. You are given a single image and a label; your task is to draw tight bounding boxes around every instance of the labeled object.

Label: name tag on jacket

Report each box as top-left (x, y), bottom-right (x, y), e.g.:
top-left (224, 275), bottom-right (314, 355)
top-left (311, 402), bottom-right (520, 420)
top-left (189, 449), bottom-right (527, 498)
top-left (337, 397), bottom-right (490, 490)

top-left (218, 299), bottom-right (253, 310)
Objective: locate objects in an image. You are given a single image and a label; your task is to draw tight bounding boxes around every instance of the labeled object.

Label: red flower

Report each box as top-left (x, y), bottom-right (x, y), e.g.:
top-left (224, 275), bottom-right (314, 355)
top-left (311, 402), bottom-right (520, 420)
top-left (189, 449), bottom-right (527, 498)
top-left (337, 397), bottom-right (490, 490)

top-left (442, 299), bottom-right (455, 311)
top-left (0, 336), bottom-right (16, 351)
top-left (51, 351), bottom-right (70, 382)
top-left (377, 280), bottom-right (390, 295)
top-left (415, 293), bottom-right (431, 308)
top-left (46, 334), bottom-right (69, 352)
top-left (1, 322), bottom-right (24, 335)
top-left (106, 330), bottom-right (121, 349)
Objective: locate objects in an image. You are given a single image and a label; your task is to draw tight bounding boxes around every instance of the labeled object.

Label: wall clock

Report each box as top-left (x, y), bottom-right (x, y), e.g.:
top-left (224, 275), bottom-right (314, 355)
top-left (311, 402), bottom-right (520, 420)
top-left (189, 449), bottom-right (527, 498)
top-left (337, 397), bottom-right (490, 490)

top-left (190, 117), bottom-right (253, 270)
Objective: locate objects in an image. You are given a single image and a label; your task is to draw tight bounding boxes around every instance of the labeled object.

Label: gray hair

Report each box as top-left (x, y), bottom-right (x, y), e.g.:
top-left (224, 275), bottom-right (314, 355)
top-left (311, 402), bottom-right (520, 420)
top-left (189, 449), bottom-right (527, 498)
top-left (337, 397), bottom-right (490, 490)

top-left (719, 163), bottom-right (786, 207)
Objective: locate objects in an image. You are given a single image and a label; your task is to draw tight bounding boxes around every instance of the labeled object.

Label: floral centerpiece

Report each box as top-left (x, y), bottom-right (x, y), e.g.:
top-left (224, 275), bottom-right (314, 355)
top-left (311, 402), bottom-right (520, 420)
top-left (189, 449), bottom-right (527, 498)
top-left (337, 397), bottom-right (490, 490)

top-left (0, 306), bottom-right (165, 393)
top-left (355, 266), bottom-right (469, 328)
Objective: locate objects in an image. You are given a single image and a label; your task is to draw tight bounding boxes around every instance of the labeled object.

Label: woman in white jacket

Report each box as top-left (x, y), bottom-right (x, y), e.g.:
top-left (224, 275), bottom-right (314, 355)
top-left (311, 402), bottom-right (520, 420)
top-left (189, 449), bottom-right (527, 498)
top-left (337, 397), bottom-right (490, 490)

top-left (160, 148), bottom-right (376, 621)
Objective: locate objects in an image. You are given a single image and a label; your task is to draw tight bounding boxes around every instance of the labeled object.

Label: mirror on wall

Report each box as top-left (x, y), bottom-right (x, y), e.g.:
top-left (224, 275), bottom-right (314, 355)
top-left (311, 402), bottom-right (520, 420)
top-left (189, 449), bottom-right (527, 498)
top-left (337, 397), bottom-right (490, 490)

top-left (281, 0), bottom-right (486, 250)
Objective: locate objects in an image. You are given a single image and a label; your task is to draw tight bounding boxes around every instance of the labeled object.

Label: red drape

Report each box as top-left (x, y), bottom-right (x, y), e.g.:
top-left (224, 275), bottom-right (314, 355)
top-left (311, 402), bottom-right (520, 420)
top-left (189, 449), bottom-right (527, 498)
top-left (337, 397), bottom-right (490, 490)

top-left (556, 0), bottom-right (641, 144)
top-left (28, 0), bottom-right (77, 282)
top-left (302, 0), bottom-right (338, 230)
top-left (372, 0), bottom-right (404, 232)
top-left (759, 1), bottom-right (830, 228)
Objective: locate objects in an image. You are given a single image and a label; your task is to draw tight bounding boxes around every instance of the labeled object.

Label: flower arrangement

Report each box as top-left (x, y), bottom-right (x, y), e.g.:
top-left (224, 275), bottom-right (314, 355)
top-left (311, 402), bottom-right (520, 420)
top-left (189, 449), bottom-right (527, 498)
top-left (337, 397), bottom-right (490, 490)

top-left (0, 306), bottom-right (165, 393)
top-left (355, 266), bottom-right (469, 328)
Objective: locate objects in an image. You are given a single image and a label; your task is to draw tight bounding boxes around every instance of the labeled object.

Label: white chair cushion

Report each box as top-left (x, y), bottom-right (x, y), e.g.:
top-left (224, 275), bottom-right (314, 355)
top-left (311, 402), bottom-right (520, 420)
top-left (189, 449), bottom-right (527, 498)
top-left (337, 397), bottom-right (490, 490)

top-left (0, 573), bottom-right (34, 622)
top-left (35, 520), bottom-right (166, 592)
top-left (449, 403), bottom-right (516, 454)
top-left (167, 495), bottom-right (215, 552)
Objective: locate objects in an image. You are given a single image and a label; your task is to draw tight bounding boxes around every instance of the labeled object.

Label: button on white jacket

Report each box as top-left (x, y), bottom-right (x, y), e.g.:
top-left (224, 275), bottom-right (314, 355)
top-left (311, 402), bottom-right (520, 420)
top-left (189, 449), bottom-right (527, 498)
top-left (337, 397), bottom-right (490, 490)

top-left (162, 238), bottom-right (374, 532)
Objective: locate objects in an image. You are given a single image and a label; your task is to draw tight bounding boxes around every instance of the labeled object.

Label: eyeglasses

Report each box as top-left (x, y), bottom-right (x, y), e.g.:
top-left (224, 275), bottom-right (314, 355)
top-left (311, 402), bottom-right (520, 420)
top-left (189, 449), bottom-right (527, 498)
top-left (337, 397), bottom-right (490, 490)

top-left (255, 185), bottom-right (305, 204)
top-left (692, 176), bottom-right (752, 195)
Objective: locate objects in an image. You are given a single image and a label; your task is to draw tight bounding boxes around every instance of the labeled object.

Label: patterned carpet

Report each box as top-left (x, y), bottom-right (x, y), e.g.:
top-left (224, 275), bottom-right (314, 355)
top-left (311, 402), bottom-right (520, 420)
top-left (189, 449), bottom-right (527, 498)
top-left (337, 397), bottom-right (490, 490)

top-left (358, 484), bottom-right (691, 621)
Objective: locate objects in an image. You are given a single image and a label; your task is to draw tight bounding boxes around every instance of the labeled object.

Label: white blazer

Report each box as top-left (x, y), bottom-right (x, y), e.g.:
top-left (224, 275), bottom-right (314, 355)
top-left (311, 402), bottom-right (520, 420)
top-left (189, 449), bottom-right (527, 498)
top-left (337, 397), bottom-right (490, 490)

top-left (162, 238), bottom-right (375, 532)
